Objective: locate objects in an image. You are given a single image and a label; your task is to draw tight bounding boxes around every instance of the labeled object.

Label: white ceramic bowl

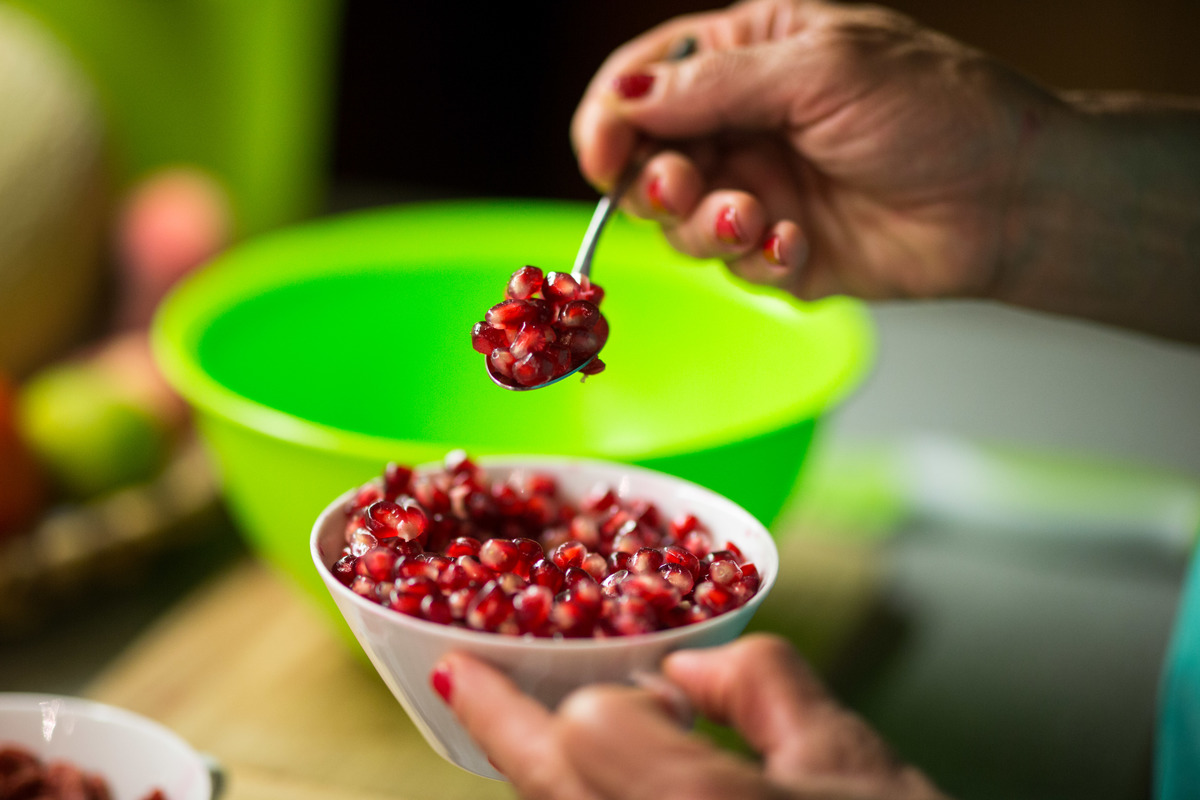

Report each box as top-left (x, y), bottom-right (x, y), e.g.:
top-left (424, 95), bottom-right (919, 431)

top-left (0, 693), bottom-right (215, 799)
top-left (311, 456), bottom-right (778, 780)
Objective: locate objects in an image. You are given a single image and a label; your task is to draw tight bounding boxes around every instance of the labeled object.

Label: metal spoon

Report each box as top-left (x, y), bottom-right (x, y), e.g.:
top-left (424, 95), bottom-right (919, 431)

top-left (487, 165), bottom-right (639, 390)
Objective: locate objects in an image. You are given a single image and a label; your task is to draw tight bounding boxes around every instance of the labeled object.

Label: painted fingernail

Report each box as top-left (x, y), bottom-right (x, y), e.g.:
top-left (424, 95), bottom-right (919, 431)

top-left (715, 205), bottom-right (742, 244)
top-left (613, 73), bottom-right (655, 100)
top-left (646, 175), bottom-right (670, 214)
top-left (763, 233), bottom-right (784, 266)
top-left (430, 664), bottom-right (453, 703)
top-left (666, 36), bottom-right (698, 62)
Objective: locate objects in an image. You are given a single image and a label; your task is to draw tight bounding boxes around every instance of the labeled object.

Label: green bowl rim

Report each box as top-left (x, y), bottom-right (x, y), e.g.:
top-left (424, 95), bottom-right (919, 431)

top-left (151, 199), bottom-right (875, 463)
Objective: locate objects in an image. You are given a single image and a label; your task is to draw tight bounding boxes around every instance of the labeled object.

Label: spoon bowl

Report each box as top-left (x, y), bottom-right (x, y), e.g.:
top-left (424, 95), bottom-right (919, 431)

top-left (487, 167), bottom-right (638, 391)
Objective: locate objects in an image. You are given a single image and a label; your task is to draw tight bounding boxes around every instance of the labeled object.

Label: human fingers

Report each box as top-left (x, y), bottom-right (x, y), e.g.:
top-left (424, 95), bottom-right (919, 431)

top-left (555, 683), bottom-right (784, 800)
top-left (622, 150), bottom-right (706, 222)
top-left (432, 653), bottom-right (604, 800)
top-left (662, 635), bottom-right (903, 780)
top-left (571, 0), bottom-right (818, 189)
top-left (662, 189), bottom-right (769, 263)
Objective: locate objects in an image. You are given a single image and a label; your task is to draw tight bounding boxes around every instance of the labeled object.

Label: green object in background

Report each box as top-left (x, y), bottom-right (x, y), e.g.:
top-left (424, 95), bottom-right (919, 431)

top-left (153, 200), bottom-right (873, 612)
top-left (9, 0), bottom-right (340, 235)
top-left (17, 363), bottom-right (168, 498)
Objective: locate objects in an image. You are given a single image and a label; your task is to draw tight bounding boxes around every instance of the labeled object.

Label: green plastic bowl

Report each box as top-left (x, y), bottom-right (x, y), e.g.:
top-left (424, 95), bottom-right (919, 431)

top-left (153, 200), bottom-right (872, 607)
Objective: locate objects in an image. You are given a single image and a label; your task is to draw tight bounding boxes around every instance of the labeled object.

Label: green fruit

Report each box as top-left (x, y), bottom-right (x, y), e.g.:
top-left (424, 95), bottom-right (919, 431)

top-left (16, 363), bottom-right (168, 498)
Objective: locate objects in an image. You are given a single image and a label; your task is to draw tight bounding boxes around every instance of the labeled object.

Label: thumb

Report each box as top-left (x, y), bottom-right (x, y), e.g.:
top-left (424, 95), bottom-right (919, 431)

top-left (663, 635), bottom-right (903, 781)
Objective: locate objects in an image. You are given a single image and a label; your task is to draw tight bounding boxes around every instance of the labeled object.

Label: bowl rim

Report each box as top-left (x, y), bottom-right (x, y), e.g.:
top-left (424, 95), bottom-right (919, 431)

top-left (0, 692), bottom-right (211, 775)
top-left (310, 454), bottom-right (779, 651)
top-left (151, 199), bottom-right (874, 463)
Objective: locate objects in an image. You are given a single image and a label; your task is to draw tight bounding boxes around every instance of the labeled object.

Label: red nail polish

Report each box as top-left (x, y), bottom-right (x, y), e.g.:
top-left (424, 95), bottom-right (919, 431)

top-left (646, 176), bottom-right (670, 214)
top-left (763, 233), bottom-right (784, 265)
top-left (613, 73), bottom-right (655, 100)
top-left (431, 664), bottom-right (453, 703)
top-left (715, 206), bottom-right (742, 244)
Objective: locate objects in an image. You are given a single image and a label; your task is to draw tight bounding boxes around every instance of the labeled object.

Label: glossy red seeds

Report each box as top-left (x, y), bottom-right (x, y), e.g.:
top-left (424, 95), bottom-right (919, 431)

top-left (328, 456), bottom-right (761, 638)
top-left (474, 265), bottom-right (609, 387)
top-left (506, 265), bottom-right (544, 299)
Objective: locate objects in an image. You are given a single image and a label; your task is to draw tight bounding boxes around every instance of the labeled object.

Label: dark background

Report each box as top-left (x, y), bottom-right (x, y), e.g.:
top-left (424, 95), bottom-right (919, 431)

top-left (331, 0), bottom-right (1200, 202)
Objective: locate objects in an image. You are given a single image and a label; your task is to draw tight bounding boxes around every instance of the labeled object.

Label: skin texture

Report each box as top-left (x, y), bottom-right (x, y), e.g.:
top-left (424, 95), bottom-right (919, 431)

top-left (571, 0), bottom-right (1200, 341)
top-left (437, 635), bottom-right (946, 800)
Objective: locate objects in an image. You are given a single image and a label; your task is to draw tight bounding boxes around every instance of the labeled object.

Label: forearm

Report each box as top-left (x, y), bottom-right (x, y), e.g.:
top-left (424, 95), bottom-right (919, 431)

top-left (999, 92), bottom-right (1200, 342)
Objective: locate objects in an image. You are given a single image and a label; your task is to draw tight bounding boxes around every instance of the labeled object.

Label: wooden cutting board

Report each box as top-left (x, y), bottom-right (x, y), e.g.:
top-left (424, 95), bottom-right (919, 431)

top-left (84, 533), bottom-right (877, 800)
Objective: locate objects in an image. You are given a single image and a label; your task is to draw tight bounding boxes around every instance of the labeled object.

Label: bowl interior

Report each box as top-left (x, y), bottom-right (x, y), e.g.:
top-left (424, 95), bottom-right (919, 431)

top-left (0, 694), bottom-right (211, 800)
top-left (155, 200), bottom-right (870, 468)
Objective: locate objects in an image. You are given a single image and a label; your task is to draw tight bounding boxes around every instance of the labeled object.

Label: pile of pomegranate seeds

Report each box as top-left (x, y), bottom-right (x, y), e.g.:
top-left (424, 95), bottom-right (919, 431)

top-left (0, 745), bottom-right (167, 800)
top-left (328, 452), bottom-right (761, 638)
top-left (471, 265), bottom-right (609, 387)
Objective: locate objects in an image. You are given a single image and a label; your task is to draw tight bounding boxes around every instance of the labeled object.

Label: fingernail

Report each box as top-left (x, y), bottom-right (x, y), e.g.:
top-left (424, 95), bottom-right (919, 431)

top-left (763, 233), bottom-right (784, 266)
top-left (666, 36), bottom-right (698, 62)
top-left (613, 73), bottom-right (655, 100)
top-left (630, 670), bottom-right (696, 728)
top-left (646, 176), bottom-right (671, 214)
top-left (715, 205), bottom-right (743, 244)
top-left (430, 663), bottom-right (453, 703)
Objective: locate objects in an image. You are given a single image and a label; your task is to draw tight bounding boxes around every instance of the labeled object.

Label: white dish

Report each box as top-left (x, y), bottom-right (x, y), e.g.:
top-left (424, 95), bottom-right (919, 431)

top-left (311, 456), bottom-right (778, 780)
top-left (0, 693), bottom-right (215, 799)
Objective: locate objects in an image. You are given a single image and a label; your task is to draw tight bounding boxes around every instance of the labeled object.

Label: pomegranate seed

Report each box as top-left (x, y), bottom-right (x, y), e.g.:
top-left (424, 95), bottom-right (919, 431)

top-left (542, 271), bottom-right (582, 302)
top-left (457, 555), bottom-right (492, 586)
top-left (660, 562), bottom-right (695, 594)
top-left (553, 592), bottom-right (599, 637)
top-left (351, 575), bottom-right (377, 598)
top-left (445, 536), bottom-right (482, 558)
top-left (670, 514), bottom-right (701, 538)
top-left (387, 590), bottom-right (423, 616)
top-left (506, 265), bottom-right (544, 299)
top-left (608, 551), bottom-right (631, 572)
top-left (471, 321), bottom-right (508, 354)
top-left (514, 584), bottom-right (554, 632)
top-left (346, 483), bottom-right (384, 514)
top-left (383, 463), bottom-right (413, 498)
top-left (349, 528), bottom-right (377, 557)
top-left (332, 554), bottom-right (357, 586)
top-left (583, 486), bottom-right (618, 514)
top-left (693, 581), bottom-right (738, 614)
top-left (560, 328), bottom-right (601, 359)
top-left (663, 545), bottom-right (700, 578)
top-left (529, 558), bottom-right (565, 593)
top-left (489, 348), bottom-right (516, 379)
top-left (422, 594), bottom-right (453, 625)
top-left (496, 571), bottom-right (529, 594)
top-left (579, 276), bottom-right (605, 304)
top-left (724, 542), bottom-right (746, 562)
top-left (486, 299), bottom-right (544, 329)
top-left (397, 575), bottom-right (438, 598)
top-left (681, 530), bottom-right (713, 559)
top-left (579, 357), bottom-right (606, 378)
top-left (512, 352), bottom-right (554, 386)
top-left (602, 569), bottom-right (630, 597)
top-left (510, 322), bottom-right (556, 361)
top-left (624, 573), bottom-right (680, 608)
top-left (480, 538), bottom-right (520, 572)
top-left (707, 555), bottom-right (743, 586)
top-left (740, 562), bottom-right (760, 593)
top-left (582, 552), bottom-right (608, 581)
top-left (552, 541), bottom-right (587, 571)
top-left (436, 562), bottom-right (471, 592)
top-left (543, 343), bottom-right (573, 378)
top-left (466, 581), bottom-right (513, 631)
top-left (357, 546), bottom-right (399, 581)
top-left (448, 588), bottom-right (473, 619)
top-left (630, 547), bottom-right (664, 574)
top-left (558, 300), bottom-right (600, 329)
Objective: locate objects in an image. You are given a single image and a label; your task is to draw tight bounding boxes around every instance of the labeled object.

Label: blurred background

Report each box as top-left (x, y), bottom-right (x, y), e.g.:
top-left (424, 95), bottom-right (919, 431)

top-left (1, 1), bottom-right (1199, 799)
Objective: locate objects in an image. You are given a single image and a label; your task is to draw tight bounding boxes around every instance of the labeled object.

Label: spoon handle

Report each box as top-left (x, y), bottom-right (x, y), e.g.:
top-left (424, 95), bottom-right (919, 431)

top-left (572, 163), bottom-right (640, 281)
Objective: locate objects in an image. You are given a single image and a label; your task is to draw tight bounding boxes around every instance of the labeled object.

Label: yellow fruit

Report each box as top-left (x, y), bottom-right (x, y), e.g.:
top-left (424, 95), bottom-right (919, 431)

top-left (16, 363), bottom-right (168, 498)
